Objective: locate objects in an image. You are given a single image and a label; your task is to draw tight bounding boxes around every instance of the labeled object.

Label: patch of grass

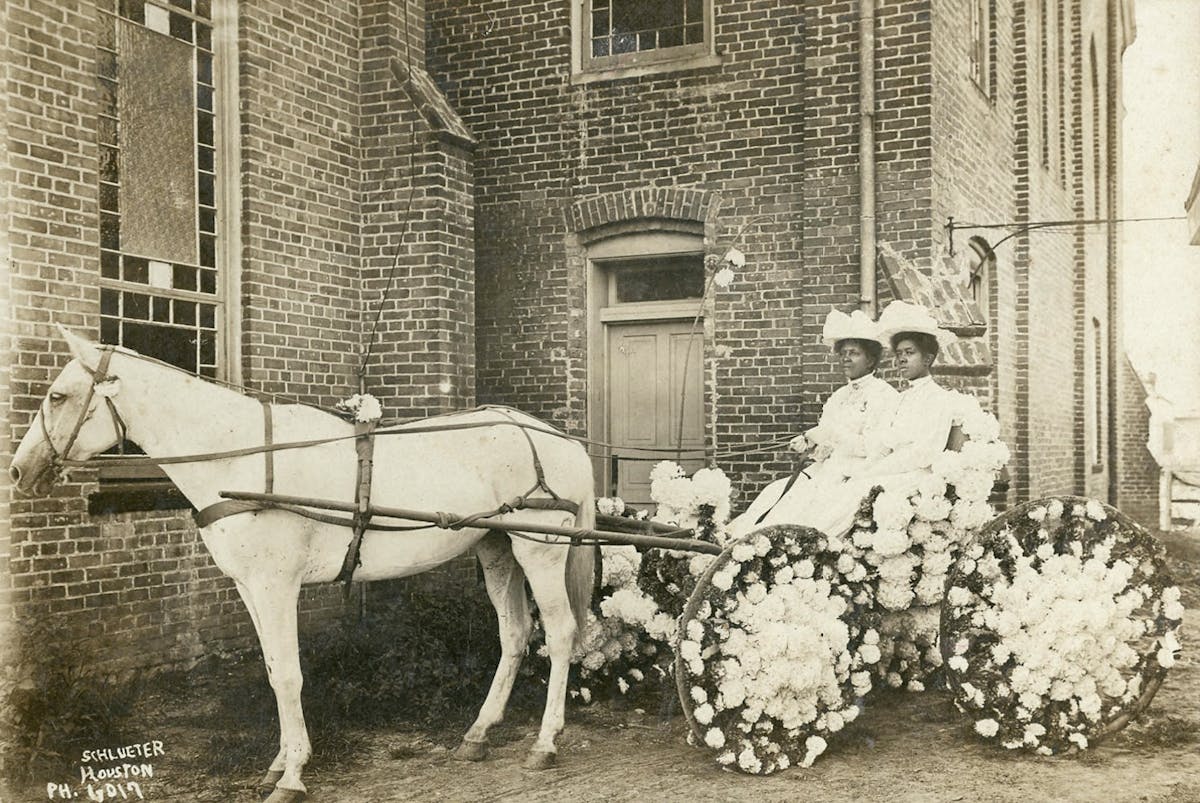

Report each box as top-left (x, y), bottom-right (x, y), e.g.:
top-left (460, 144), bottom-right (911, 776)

top-left (0, 621), bottom-right (143, 788)
top-left (1124, 715), bottom-right (1200, 749)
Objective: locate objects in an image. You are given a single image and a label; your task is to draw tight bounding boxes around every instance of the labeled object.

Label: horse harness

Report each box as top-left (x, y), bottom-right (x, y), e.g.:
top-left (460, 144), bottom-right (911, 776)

top-left (192, 406), bottom-right (579, 586)
top-left (40, 347), bottom-right (127, 482)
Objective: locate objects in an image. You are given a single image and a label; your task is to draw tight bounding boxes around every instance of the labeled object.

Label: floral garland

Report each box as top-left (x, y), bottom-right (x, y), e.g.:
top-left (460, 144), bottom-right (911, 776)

top-left (941, 496), bottom-right (1185, 753)
top-left (677, 525), bottom-right (880, 774)
top-left (846, 393), bottom-right (1009, 687)
top-left (563, 476), bottom-right (731, 703)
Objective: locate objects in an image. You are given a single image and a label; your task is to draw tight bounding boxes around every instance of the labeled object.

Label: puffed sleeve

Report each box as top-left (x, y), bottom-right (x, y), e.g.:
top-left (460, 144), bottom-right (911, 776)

top-left (860, 386), bottom-right (956, 477)
top-left (805, 384), bottom-right (846, 447)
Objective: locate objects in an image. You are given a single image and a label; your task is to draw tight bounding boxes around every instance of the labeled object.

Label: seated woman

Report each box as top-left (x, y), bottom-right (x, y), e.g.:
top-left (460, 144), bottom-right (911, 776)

top-left (728, 308), bottom-right (899, 537)
top-left (796, 300), bottom-right (960, 539)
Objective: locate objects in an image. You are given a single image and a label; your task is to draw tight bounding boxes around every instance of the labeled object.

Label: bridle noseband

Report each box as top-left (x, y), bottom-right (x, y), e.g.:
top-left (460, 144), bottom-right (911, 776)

top-left (40, 347), bottom-right (128, 479)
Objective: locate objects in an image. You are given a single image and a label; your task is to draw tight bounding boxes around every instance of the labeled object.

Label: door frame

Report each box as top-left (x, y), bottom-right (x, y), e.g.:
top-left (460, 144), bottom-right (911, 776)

top-left (585, 229), bottom-right (707, 496)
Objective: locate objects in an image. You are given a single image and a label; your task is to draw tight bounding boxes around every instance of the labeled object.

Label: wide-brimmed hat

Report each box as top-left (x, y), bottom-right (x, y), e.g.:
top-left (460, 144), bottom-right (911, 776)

top-left (876, 300), bottom-right (957, 349)
top-left (821, 308), bottom-right (885, 348)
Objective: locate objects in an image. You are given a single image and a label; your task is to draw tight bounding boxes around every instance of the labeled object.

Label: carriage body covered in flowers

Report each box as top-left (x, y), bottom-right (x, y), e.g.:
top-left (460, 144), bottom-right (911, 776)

top-left (574, 390), bottom-right (1183, 774)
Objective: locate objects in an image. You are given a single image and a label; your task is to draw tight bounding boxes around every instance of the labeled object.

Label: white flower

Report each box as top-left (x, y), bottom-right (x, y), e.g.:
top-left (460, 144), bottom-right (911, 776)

top-left (579, 687), bottom-right (592, 704)
top-left (617, 677), bottom-right (630, 694)
top-left (705, 728), bottom-right (726, 749)
top-left (713, 266), bottom-right (736, 288)
top-left (974, 718), bottom-right (1000, 737)
top-left (1046, 499), bottom-right (1064, 519)
top-left (694, 703), bottom-right (715, 724)
top-left (737, 746), bottom-right (762, 773)
top-left (1085, 499), bottom-right (1107, 521)
top-left (1067, 733), bottom-right (1088, 750)
top-left (946, 586), bottom-right (972, 607)
top-left (800, 736), bottom-right (827, 768)
top-left (948, 655), bottom-right (968, 673)
top-left (723, 247), bottom-right (746, 268)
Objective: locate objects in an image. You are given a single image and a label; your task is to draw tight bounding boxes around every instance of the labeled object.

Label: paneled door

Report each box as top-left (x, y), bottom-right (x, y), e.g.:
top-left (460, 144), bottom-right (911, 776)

top-left (606, 320), bottom-right (705, 509)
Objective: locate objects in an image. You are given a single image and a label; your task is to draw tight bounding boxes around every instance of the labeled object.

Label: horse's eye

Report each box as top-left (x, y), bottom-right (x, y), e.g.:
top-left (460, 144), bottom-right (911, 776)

top-left (48, 392), bottom-right (66, 404)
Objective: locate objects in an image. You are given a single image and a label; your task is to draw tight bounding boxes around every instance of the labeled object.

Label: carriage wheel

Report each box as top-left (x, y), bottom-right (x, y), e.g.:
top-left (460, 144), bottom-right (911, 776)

top-left (940, 496), bottom-right (1181, 753)
top-left (673, 524), bottom-right (880, 774)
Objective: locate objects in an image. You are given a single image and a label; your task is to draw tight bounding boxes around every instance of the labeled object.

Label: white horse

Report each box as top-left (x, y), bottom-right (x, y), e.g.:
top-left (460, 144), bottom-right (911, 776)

top-left (9, 328), bottom-right (596, 802)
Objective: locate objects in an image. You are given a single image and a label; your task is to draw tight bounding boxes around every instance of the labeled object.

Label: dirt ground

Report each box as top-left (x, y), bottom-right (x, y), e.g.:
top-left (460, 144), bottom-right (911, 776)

top-left (11, 531), bottom-right (1200, 803)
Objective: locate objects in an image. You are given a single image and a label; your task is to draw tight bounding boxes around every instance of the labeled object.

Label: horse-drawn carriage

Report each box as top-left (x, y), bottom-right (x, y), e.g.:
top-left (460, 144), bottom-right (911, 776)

top-left (10, 329), bottom-right (1183, 800)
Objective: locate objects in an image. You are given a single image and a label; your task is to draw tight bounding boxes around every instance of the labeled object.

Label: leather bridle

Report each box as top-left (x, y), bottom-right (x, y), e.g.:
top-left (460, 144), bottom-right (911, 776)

top-left (39, 347), bottom-right (128, 481)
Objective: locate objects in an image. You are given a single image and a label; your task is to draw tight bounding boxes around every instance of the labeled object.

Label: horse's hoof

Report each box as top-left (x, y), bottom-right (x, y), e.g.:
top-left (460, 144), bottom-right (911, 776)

top-left (263, 787), bottom-right (307, 803)
top-left (453, 738), bottom-right (489, 762)
top-left (257, 770), bottom-right (284, 797)
top-left (523, 749), bottom-right (557, 770)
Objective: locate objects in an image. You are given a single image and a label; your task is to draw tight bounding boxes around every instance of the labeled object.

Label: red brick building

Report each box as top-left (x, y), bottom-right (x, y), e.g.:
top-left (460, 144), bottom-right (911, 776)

top-left (1, 0), bottom-right (1149, 675)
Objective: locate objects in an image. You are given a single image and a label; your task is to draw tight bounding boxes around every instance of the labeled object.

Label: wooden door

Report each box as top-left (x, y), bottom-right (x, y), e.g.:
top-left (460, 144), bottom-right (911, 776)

top-left (606, 320), bottom-right (705, 508)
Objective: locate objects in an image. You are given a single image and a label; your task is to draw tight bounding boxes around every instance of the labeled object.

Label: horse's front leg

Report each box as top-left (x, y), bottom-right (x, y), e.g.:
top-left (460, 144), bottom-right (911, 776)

top-left (237, 577), bottom-right (311, 802)
top-left (511, 538), bottom-right (578, 770)
top-left (455, 531), bottom-right (532, 761)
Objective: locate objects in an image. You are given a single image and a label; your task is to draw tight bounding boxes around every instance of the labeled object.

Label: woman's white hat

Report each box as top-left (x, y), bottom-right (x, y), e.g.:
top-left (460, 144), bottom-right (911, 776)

top-left (821, 308), bottom-right (885, 348)
top-left (876, 300), bottom-right (958, 349)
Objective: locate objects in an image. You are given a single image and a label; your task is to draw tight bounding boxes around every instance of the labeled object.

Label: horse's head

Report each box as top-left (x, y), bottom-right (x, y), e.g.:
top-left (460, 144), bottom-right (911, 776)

top-left (10, 327), bottom-right (126, 495)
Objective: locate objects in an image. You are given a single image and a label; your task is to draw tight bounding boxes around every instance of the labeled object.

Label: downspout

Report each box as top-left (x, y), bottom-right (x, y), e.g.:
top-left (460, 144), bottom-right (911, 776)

top-left (859, 0), bottom-right (877, 316)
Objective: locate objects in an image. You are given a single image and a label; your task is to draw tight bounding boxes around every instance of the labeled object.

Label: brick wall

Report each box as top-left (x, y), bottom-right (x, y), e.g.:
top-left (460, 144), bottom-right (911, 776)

top-left (1115, 355), bottom-right (1159, 527)
top-left (428, 0), bottom-right (809, 507)
top-left (3, 0), bottom-right (474, 677)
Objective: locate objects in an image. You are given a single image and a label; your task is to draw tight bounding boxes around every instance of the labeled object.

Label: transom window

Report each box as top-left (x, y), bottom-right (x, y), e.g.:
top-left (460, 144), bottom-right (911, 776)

top-left (609, 255), bottom-right (705, 304)
top-left (578, 0), bottom-right (715, 78)
top-left (97, 0), bottom-right (222, 378)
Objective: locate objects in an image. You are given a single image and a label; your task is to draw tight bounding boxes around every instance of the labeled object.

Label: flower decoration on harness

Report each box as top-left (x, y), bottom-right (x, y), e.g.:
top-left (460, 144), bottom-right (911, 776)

top-left (335, 393), bottom-right (383, 423)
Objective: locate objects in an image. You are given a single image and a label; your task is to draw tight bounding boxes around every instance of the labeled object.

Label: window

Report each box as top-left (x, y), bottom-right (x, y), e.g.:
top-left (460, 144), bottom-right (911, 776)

top-left (964, 237), bottom-right (994, 321)
top-left (98, 0), bottom-right (223, 378)
top-left (968, 0), bottom-right (993, 97)
top-left (93, 0), bottom-right (238, 508)
top-left (1089, 37), bottom-right (1103, 217)
top-left (574, 0), bottom-right (718, 81)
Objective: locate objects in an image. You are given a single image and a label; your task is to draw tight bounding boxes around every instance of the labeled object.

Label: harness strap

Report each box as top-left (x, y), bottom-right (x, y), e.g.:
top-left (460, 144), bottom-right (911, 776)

top-left (336, 421), bottom-right (378, 585)
top-left (262, 401), bottom-right (274, 494)
top-left (493, 408), bottom-right (561, 500)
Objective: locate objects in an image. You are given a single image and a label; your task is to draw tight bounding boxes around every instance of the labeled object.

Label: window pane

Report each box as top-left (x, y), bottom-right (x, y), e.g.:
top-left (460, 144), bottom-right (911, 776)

top-left (123, 255), bottom-right (148, 284)
top-left (612, 254), bottom-right (704, 303)
top-left (122, 321), bottom-right (198, 372)
top-left (173, 263), bottom-right (197, 290)
top-left (117, 18), bottom-right (199, 265)
top-left (124, 292), bottom-right (149, 320)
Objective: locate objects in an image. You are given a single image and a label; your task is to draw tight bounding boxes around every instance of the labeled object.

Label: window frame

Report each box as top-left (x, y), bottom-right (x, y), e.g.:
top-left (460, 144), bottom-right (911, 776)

top-left (93, 0), bottom-right (242, 504)
top-left (571, 0), bottom-right (721, 84)
top-left (968, 0), bottom-right (994, 100)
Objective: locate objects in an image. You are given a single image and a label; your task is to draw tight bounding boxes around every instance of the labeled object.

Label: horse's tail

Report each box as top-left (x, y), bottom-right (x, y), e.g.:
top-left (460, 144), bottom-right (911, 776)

top-left (565, 488), bottom-right (596, 648)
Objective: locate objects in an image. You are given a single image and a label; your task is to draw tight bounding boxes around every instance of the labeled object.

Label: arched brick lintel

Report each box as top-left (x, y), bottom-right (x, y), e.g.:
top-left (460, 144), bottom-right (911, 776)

top-left (566, 187), bottom-right (716, 236)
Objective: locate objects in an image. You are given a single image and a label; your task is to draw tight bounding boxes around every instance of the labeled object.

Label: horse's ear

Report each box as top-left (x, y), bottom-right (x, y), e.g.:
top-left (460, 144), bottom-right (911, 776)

top-left (57, 325), bottom-right (102, 370)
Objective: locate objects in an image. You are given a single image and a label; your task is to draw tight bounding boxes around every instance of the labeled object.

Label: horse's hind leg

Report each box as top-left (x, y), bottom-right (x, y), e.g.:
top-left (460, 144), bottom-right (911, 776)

top-left (237, 577), bottom-right (310, 803)
top-left (510, 535), bottom-right (578, 770)
top-left (456, 530), bottom-right (532, 762)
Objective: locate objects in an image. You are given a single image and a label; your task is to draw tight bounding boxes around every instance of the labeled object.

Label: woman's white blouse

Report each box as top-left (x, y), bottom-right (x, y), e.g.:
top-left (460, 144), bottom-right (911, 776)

top-left (807, 373), bottom-right (899, 461)
top-left (863, 376), bottom-right (958, 477)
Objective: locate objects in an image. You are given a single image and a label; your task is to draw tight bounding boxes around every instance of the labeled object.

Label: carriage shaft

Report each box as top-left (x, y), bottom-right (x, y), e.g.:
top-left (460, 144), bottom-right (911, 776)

top-left (218, 490), bottom-right (723, 555)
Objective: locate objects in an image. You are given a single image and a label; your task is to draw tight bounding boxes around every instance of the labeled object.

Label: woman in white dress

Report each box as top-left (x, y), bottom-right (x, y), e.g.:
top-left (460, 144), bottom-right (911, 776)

top-left (728, 308), bottom-right (899, 537)
top-left (796, 300), bottom-right (960, 538)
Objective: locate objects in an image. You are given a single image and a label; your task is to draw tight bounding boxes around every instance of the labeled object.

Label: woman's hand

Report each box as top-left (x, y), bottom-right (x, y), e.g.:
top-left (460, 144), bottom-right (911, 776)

top-left (811, 443), bottom-right (833, 462)
top-left (789, 434), bottom-right (810, 453)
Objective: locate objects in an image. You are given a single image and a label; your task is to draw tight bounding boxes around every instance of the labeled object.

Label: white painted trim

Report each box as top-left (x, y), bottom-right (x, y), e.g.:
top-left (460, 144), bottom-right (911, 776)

top-left (599, 301), bottom-right (701, 323)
